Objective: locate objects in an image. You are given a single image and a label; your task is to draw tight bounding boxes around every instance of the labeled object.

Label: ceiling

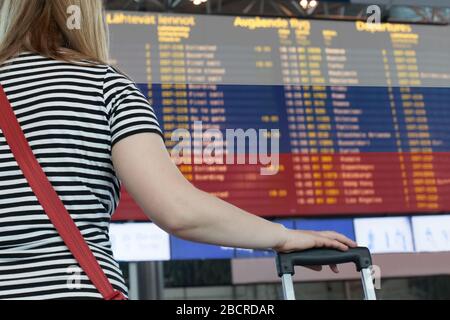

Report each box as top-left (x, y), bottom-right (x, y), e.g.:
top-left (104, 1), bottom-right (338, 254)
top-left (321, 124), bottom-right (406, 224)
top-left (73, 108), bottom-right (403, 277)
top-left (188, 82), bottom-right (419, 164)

top-left (104, 0), bottom-right (450, 23)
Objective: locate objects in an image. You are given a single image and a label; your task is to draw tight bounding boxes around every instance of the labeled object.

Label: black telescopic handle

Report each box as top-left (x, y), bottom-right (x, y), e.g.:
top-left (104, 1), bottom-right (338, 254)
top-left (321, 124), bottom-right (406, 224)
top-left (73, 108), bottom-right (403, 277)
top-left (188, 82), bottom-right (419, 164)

top-left (276, 247), bottom-right (373, 277)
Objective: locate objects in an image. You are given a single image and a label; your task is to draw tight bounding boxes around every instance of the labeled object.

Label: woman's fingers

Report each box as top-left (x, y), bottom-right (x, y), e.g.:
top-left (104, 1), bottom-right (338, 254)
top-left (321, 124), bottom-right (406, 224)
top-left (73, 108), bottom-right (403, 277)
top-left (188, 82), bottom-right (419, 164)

top-left (319, 231), bottom-right (357, 248)
top-left (302, 230), bottom-right (356, 248)
top-left (306, 265), bottom-right (339, 273)
top-left (306, 265), bottom-right (323, 272)
top-left (330, 264), bottom-right (339, 274)
top-left (275, 230), bottom-right (354, 254)
top-left (316, 236), bottom-right (349, 251)
top-left (307, 264), bottom-right (339, 273)
top-left (281, 231), bottom-right (352, 273)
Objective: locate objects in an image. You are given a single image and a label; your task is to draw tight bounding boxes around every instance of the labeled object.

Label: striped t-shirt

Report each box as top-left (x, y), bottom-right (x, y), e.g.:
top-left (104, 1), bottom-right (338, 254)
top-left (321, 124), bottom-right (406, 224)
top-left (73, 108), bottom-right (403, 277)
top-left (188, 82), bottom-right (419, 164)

top-left (0, 52), bottom-right (162, 299)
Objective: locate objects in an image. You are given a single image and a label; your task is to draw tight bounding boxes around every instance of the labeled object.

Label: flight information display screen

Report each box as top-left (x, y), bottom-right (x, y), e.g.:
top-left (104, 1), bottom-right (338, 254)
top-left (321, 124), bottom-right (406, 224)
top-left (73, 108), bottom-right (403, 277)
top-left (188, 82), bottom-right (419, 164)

top-left (108, 12), bottom-right (450, 220)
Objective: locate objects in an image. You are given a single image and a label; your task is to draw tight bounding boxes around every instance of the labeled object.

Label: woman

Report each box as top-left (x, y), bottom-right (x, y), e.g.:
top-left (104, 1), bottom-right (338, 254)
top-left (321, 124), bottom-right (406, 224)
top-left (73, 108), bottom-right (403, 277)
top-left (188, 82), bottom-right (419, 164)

top-left (0, 0), bottom-right (356, 300)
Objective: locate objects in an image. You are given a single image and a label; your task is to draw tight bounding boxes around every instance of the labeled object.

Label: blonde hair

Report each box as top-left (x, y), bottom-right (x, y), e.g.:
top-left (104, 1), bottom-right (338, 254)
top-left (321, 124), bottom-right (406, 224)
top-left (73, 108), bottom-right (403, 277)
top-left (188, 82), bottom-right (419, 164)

top-left (0, 0), bottom-right (109, 65)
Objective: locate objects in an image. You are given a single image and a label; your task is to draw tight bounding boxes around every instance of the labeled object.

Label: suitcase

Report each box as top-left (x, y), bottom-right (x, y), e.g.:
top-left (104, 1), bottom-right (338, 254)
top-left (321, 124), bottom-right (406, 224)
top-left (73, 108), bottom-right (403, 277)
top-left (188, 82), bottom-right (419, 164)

top-left (276, 247), bottom-right (377, 300)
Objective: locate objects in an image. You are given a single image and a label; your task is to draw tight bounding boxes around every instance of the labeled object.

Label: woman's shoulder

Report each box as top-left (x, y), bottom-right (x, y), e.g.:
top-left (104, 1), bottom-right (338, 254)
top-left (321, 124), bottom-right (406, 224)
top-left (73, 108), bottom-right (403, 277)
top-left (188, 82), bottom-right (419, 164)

top-left (103, 63), bottom-right (138, 91)
top-left (3, 50), bottom-right (132, 79)
top-left (103, 64), bottom-right (131, 80)
top-left (0, 51), bottom-right (111, 83)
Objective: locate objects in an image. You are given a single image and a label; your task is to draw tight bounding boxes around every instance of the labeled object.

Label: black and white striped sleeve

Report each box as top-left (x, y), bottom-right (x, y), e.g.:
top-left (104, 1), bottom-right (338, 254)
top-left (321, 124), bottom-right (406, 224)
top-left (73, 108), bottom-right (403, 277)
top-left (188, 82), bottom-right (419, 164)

top-left (103, 66), bottom-right (163, 147)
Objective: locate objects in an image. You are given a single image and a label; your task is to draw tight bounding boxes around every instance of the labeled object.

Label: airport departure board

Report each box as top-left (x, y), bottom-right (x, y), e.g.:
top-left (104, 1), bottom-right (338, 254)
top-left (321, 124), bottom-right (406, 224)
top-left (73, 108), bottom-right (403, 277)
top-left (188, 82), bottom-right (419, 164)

top-left (108, 12), bottom-right (450, 220)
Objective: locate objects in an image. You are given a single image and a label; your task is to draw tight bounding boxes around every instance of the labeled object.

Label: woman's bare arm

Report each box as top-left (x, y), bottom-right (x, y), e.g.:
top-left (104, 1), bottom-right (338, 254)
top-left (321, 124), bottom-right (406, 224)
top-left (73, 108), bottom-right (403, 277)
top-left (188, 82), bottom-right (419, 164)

top-left (112, 133), bottom-right (356, 256)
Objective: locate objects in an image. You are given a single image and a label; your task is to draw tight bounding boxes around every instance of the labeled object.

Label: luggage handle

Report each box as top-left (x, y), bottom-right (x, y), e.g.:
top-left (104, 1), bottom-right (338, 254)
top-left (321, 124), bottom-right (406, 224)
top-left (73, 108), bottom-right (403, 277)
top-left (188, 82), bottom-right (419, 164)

top-left (276, 247), bottom-right (373, 277)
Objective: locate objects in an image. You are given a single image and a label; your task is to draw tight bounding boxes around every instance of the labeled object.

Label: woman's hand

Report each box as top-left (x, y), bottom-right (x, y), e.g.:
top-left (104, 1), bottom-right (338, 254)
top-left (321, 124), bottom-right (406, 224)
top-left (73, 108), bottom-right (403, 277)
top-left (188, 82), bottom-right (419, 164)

top-left (273, 229), bottom-right (358, 273)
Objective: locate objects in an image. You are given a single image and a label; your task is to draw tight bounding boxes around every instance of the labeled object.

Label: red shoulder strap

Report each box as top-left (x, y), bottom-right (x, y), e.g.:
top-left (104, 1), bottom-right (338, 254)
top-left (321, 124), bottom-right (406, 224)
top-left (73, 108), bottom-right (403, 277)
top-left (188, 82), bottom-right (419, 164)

top-left (0, 84), bottom-right (126, 300)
